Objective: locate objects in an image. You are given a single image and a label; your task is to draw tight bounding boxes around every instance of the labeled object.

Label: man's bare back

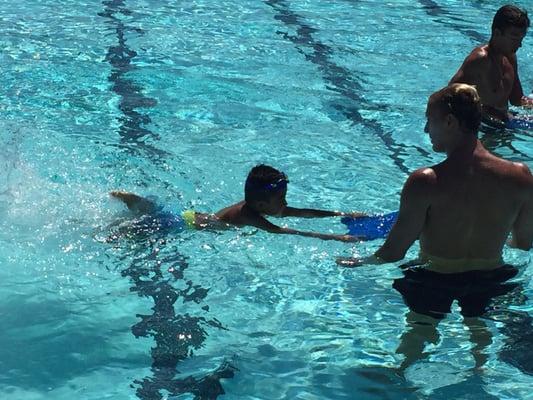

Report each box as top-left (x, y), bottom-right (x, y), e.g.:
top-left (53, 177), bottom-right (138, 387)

top-left (414, 140), bottom-right (533, 272)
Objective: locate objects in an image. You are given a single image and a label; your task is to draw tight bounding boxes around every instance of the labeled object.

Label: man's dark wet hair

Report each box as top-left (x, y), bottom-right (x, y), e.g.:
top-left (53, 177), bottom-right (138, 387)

top-left (244, 164), bottom-right (288, 204)
top-left (430, 84), bottom-right (482, 134)
top-left (492, 4), bottom-right (530, 33)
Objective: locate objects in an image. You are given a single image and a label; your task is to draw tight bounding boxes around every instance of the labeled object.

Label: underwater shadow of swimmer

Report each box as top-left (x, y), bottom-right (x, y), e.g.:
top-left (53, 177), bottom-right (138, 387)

top-left (483, 285), bottom-right (533, 376)
top-left (111, 227), bottom-right (236, 399)
top-left (103, 213), bottom-right (185, 243)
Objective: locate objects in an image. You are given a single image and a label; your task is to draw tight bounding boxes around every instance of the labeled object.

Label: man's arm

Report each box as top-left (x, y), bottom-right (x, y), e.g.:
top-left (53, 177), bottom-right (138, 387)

top-left (374, 169), bottom-right (432, 262)
top-left (509, 165), bottom-right (533, 250)
top-left (507, 54), bottom-right (533, 108)
top-left (282, 206), bottom-right (365, 219)
top-left (337, 169), bottom-right (433, 267)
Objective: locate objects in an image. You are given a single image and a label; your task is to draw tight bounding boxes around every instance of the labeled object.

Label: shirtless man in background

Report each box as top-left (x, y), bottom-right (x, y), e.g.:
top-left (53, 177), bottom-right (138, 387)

top-left (450, 4), bottom-right (532, 126)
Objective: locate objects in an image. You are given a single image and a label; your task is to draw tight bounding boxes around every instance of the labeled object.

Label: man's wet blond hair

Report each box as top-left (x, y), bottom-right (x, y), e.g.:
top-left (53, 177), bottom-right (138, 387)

top-left (429, 83), bottom-right (482, 133)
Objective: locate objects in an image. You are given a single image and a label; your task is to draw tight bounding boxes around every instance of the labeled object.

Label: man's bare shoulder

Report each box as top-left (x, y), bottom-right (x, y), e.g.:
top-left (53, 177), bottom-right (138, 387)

top-left (510, 161), bottom-right (533, 186)
top-left (485, 153), bottom-right (533, 187)
top-left (404, 167), bottom-right (437, 192)
top-left (464, 45), bottom-right (490, 64)
top-left (456, 46), bottom-right (490, 75)
top-left (506, 162), bottom-right (533, 201)
top-left (450, 46), bottom-right (490, 85)
top-left (409, 167), bottom-right (437, 182)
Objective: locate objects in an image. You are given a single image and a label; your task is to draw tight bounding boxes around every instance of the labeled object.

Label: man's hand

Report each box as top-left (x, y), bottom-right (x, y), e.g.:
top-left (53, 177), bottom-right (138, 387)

top-left (336, 256), bottom-right (364, 267)
top-left (521, 96), bottom-right (533, 108)
top-left (336, 254), bottom-right (385, 267)
top-left (336, 234), bottom-right (362, 242)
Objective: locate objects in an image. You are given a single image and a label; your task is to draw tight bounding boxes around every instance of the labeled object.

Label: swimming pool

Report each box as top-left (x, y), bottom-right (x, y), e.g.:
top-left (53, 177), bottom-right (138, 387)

top-left (1, 0), bottom-right (533, 398)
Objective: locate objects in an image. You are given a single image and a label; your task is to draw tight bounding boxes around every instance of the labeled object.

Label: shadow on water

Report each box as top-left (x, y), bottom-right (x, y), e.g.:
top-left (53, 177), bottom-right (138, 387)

top-left (98, 0), bottom-right (169, 162)
top-left (264, 0), bottom-right (432, 175)
top-left (484, 282), bottom-right (533, 376)
top-left (479, 124), bottom-right (533, 162)
top-left (114, 236), bottom-right (236, 400)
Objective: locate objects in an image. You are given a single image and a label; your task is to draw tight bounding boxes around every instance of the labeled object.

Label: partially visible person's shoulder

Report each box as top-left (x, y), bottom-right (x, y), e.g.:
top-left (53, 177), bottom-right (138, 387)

top-left (511, 161), bottom-right (533, 185)
top-left (487, 152), bottom-right (533, 186)
top-left (462, 45), bottom-right (491, 68)
top-left (215, 201), bottom-right (246, 225)
top-left (468, 45), bottom-right (489, 61)
top-left (411, 167), bottom-right (437, 180)
top-left (507, 162), bottom-right (533, 199)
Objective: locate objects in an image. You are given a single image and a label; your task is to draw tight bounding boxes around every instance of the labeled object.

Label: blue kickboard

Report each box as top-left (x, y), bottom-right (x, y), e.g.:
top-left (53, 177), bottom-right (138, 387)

top-left (341, 211), bottom-right (398, 240)
top-left (506, 115), bottom-right (533, 130)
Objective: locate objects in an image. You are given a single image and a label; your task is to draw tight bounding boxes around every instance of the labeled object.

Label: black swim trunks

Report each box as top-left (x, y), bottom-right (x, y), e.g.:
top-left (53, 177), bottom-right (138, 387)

top-left (393, 265), bottom-right (519, 319)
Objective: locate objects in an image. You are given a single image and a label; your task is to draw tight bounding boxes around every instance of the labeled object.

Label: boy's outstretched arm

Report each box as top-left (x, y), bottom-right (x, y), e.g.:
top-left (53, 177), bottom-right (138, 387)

top-left (251, 214), bottom-right (358, 242)
top-left (282, 206), bottom-right (365, 219)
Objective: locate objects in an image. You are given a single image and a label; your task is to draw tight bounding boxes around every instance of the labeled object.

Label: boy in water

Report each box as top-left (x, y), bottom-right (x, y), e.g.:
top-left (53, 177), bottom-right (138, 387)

top-left (111, 164), bottom-right (361, 242)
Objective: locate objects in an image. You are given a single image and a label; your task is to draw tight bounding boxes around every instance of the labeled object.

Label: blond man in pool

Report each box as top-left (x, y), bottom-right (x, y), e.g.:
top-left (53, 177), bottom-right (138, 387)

top-left (341, 83), bottom-right (533, 270)
top-left (339, 83), bottom-right (533, 369)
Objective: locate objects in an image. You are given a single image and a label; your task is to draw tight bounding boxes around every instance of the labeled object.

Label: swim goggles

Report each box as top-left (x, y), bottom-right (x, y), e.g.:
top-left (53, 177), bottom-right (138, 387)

top-left (245, 175), bottom-right (289, 192)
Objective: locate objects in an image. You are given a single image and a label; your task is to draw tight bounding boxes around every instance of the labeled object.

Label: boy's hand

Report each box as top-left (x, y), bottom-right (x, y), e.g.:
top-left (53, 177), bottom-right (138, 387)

top-left (342, 212), bottom-right (367, 219)
top-left (337, 234), bottom-right (360, 242)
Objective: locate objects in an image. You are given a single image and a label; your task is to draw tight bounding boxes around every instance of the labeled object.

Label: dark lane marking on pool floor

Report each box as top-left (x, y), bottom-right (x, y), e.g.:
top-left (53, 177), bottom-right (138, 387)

top-left (99, 2), bottom-right (236, 399)
top-left (99, 0), bottom-right (169, 162)
top-left (418, 0), bottom-right (487, 44)
top-left (119, 240), bottom-right (235, 400)
top-left (265, 0), bottom-right (432, 175)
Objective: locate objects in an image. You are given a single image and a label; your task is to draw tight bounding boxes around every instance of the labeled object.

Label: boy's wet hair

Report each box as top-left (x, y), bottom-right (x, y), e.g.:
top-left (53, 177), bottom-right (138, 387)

top-left (492, 4), bottom-right (530, 33)
top-left (430, 84), bottom-right (482, 134)
top-left (245, 164), bottom-right (288, 204)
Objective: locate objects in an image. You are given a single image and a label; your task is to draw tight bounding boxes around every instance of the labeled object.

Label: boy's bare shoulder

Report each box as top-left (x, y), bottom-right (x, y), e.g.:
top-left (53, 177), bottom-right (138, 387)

top-left (214, 201), bottom-right (252, 227)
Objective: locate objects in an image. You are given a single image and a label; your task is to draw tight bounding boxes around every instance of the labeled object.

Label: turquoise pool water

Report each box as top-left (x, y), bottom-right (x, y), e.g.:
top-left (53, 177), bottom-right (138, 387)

top-left (1, 0), bottom-right (533, 398)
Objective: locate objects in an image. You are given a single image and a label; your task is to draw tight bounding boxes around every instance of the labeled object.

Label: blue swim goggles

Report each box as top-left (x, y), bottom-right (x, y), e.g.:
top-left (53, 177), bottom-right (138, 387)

top-left (245, 175), bottom-right (289, 192)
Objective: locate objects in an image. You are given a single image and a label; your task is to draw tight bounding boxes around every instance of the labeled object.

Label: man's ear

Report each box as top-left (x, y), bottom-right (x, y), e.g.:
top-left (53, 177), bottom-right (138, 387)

top-left (446, 113), bottom-right (461, 129)
top-left (445, 113), bottom-right (454, 126)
